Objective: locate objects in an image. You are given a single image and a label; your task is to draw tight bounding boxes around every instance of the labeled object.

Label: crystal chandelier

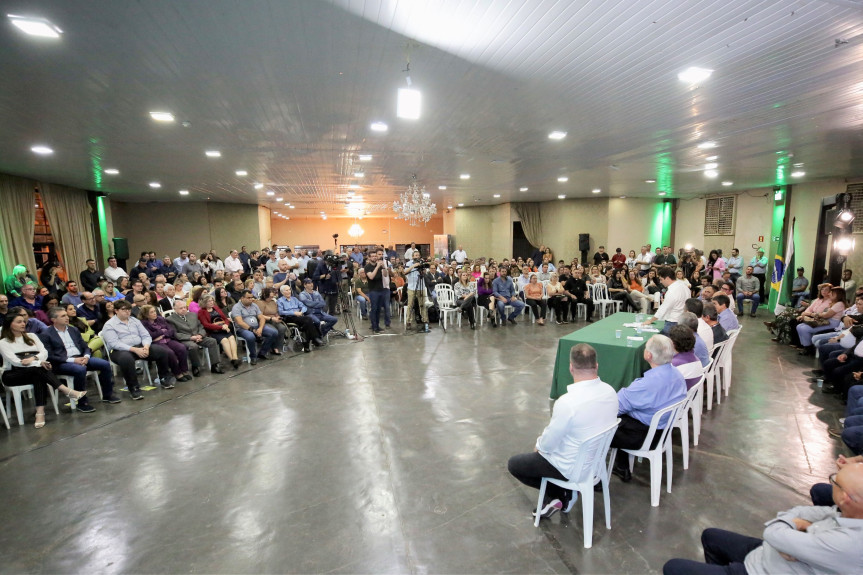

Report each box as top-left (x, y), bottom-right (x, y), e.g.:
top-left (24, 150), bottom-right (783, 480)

top-left (393, 175), bottom-right (437, 226)
top-left (348, 223), bottom-right (364, 238)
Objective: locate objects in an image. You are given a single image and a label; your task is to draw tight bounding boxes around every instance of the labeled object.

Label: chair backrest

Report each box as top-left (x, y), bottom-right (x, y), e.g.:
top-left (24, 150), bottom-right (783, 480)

top-left (677, 375), bottom-right (705, 423)
top-left (569, 419), bottom-right (621, 483)
top-left (637, 398), bottom-right (688, 452)
top-left (592, 283), bottom-right (610, 301)
top-left (702, 357), bottom-right (714, 376)
top-left (436, 284), bottom-right (456, 307)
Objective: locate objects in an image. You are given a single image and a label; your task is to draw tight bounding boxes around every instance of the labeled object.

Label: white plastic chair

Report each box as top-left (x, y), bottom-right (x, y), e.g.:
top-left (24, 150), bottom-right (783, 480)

top-left (435, 285), bottom-right (460, 331)
top-left (100, 332), bottom-right (155, 387)
top-left (229, 317), bottom-right (252, 363)
top-left (534, 419), bottom-right (620, 548)
top-left (718, 327), bottom-right (741, 397)
top-left (706, 341), bottom-right (729, 409)
top-left (607, 398), bottom-right (688, 507)
top-left (1, 362), bottom-right (60, 426)
top-left (590, 283), bottom-right (620, 318)
top-left (58, 371), bottom-right (103, 410)
top-left (672, 375), bottom-right (705, 469)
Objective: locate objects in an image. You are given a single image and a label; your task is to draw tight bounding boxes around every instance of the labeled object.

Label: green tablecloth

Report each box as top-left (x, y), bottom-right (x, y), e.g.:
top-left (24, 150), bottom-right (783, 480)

top-left (550, 312), bottom-right (663, 399)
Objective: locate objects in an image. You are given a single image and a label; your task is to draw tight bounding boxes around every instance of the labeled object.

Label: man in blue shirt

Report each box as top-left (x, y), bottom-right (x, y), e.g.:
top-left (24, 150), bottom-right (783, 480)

top-left (492, 268), bottom-right (525, 326)
top-left (611, 334), bottom-right (687, 482)
top-left (680, 312), bottom-right (710, 367)
top-left (714, 294), bottom-right (740, 332)
top-left (230, 290), bottom-right (280, 364)
top-left (298, 279), bottom-right (338, 336)
top-left (277, 285), bottom-right (324, 351)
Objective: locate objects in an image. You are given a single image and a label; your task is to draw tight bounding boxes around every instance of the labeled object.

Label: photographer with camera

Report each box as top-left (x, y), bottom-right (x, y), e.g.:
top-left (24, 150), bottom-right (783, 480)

top-left (364, 248), bottom-right (391, 334)
top-left (405, 250), bottom-right (431, 333)
top-left (313, 251), bottom-right (341, 315)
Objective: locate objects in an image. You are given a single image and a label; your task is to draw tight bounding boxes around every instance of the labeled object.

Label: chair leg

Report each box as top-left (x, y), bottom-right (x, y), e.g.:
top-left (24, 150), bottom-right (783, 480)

top-left (602, 474), bottom-right (612, 529)
top-left (665, 444), bottom-right (673, 493)
top-left (649, 454), bottom-right (662, 507)
top-left (535, 478), bottom-right (549, 527)
top-left (12, 389), bottom-right (25, 426)
top-left (714, 374), bottom-right (722, 406)
top-left (581, 486), bottom-right (594, 548)
top-left (680, 421), bottom-right (690, 470)
top-left (0, 399), bottom-right (8, 430)
top-left (706, 375), bottom-right (714, 411)
top-left (693, 390), bottom-right (702, 446)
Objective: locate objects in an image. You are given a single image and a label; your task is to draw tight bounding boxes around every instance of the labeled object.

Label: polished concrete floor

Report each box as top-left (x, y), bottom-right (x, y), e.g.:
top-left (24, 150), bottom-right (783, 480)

top-left (0, 312), bottom-right (847, 574)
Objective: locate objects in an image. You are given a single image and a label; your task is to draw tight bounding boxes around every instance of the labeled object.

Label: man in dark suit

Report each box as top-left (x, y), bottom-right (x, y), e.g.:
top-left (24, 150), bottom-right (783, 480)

top-left (39, 306), bottom-right (119, 411)
top-left (166, 300), bottom-right (225, 375)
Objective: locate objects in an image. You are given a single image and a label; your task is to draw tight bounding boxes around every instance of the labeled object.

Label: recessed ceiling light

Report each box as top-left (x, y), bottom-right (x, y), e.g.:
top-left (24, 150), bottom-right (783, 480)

top-left (519, 187), bottom-right (528, 192)
top-left (557, 194), bottom-right (566, 199)
top-left (697, 141), bottom-right (717, 149)
top-left (457, 203), bottom-right (464, 207)
top-left (288, 205), bottom-right (295, 209)
top-left (205, 150), bottom-right (221, 158)
top-left (548, 131), bottom-right (567, 140)
top-left (705, 162), bottom-right (719, 170)
top-left (235, 170), bottom-right (248, 176)
top-left (706, 155), bottom-right (718, 161)
top-left (619, 195), bottom-right (627, 199)
top-left (557, 176), bottom-right (569, 183)
top-left (179, 190), bottom-right (189, 195)
top-left (353, 172), bottom-right (365, 178)
top-left (276, 197), bottom-right (283, 202)
top-left (791, 171), bottom-right (806, 177)
top-left (447, 205), bottom-right (453, 209)
top-left (359, 154), bottom-right (373, 162)
top-left (397, 88), bottom-right (422, 120)
top-left (30, 145), bottom-right (53, 155)
top-left (104, 168), bottom-right (119, 175)
top-left (7, 14), bottom-right (63, 38)
top-left (645, 179), bottom-right (656, 184)
top-left (438, 185), bottom-right (447, 190)
top-left (370, 121), bottom-right (388, 132)
top-left (460, 174), bottom-right (470, 180)
top-left (722, 181), bottom-right (733, 186)
top-left (320, 211), bottom-right (325, 214)
top-left (254, 183), bottom-right (264, 189)
top-left (704, 170), bottom-right (719, 178)
top-left (322, 215), bottom-right (327, 220)
top-left (493, 194), bottom-right (501, 198)
top-left (349, 184), bottom-right (361, 189)
top-left (149, 182), bottom-right (161, 188)
top-left (677, 67), bottom-right (713, 83)
top-left (149, 111), bottom-right (175, 122)
top-left (658, 191), bottom-right (667, 196)
top-left (592, 188), bottom-right (601, 194)
top-left (266, 191), bottom-right (275, 196)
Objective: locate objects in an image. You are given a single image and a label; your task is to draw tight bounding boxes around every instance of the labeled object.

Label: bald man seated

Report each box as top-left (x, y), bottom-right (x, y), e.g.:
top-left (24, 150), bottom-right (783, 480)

top-left (663, 461), bottom-right (863, 574)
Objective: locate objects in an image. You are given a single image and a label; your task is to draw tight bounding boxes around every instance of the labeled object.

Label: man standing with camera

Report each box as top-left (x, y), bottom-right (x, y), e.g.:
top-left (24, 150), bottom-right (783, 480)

top-left (313, 252), bottom-right (340, 315)
top-left (365, 249), bottom-right (391, 334)
top-left (405, 251), bottom-right (431, 333)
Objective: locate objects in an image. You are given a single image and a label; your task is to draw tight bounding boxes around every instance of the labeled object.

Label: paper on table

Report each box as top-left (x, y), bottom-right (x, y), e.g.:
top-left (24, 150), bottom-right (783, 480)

top-left (627, 336), bottom-right (644, 341)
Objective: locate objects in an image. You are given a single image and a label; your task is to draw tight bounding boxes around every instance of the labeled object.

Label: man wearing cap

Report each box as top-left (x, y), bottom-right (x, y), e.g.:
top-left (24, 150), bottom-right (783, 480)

top-left (750, 248), bottom-right (768, 302)
top-left (791, 267), bottom-right (810, 308)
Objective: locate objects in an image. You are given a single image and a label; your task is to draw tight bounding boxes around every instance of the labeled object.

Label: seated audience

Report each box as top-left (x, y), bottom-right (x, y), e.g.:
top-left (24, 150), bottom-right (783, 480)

top-left (197, 295), bottom-right (241, 368)
top-left (214, 287), bottom-right (236, 317)
top-left (79, 259), bottom-right (104, 292)
top-left (167, 299), bottom-right (225, 375)
top-left (255, 287), bottom-right (284, 355)
top-left (795, 287), bottom-right (847, 355)
top-left (39, 306), bottom-right (118, 411)
top-left (10, 282), bottom-right (43, 313)
top-left (663, 462), bottom-right (863, 575)
top-left (703, 302), bottom-right (728, 346)
top-left (492, 268), bottom-right (525, 326)
top-left (563, 268), bottom-right (594, 323)
top-left (735, 266), bottom-right (760, 316)
top-left (790, 266), bottom-right (809, 309)
top-left (139, 305), bottom-right (192, 384)
top-left (669, 325), bottom-right (704, 389)
top-left (523, 273), bottom-right (546, 326)
top-left (476, 271), bottom-right (498, 326)
top-left (454, 270), bottom-right (478, 329)
top-left (230, 290), bottom-right (280, 364)
top-left (298, 279), bottom-right (338, 336)
top-left (65, 303), bottom-right (103, 357)
top-left (507, 344), bottom-right (618, 519)
top-left (611, 334), bottom-right (687, 482)
top-left (353, 269), bottom-right (371, 320)
top-left (277, 285), bottom-right (324, 352)
top-left (60, 280), bottom-right (82, 306)
top-left (679, 311), bottom-right (711, 367)
top-left (771, 283), bottom-right (833, 344)
top-left (546, 273), bottom-right (568, 324)
top-left (36, 294), bottom-right (60, 325)
top-left (714, 294), bottom-right (739, 332)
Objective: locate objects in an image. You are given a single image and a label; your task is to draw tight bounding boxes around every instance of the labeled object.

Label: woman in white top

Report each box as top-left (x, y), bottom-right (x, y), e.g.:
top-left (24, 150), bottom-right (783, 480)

top-left (453, 271), bottom-right (477, 329)
top-left (588, 265), bottom-right (605, 284)
top-left (0, 312), bottom-right (85, 428)
top-left (626, 250), bottom-right (638, 270)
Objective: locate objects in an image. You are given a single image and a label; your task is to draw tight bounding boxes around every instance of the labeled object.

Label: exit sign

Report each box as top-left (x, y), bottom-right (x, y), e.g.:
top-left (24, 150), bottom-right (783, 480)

top-left (758, 235), bottom-right (764, 242)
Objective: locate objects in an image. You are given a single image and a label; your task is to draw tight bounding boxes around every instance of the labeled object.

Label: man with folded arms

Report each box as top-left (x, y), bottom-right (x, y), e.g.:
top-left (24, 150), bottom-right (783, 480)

top-left (167, 300), bottom-right (225, 375)
top-left (508, 344), bottom-right (618, 519)
top-left (40, 306), bottom-right (119, 410)
top-left (663, 462), bottom-right (863, 574)
top-left (277, 285), bottom-right (324, 352)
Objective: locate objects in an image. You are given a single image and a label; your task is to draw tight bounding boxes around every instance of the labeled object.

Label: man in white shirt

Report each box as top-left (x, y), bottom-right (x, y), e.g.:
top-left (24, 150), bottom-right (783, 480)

top-left (452, 245), bottom-right (467, 266)
top-left (508, 344), bottom-right (619, 518)
top-left (403, 242), bottom-right (417, 261)
top-left (636, 246), bottom-right (654, 277)
top-left (103, 256), bottom-right (129, 283)
top-left (224, 249), bottom-right (244, 276)
top-left (296, 249), bottom-right (310, 278)
top-left (644, 266), bottom-right (690, 334)
top-left (282, 250), bottom-right (300, 277)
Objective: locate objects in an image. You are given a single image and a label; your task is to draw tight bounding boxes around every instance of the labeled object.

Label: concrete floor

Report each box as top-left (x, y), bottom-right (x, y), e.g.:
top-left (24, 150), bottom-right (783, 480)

top-left (0, 313), bottom-right (846, 574)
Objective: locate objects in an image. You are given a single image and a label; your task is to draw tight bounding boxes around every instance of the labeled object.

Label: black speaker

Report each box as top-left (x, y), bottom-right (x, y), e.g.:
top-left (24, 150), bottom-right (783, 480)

top-left (112, 237), bottom-right (129, 260)
top-left (578, 233), bottom-right (590, 252)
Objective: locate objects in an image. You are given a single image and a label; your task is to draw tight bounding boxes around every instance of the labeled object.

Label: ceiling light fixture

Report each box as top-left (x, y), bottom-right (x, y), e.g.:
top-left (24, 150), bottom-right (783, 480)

top-left (31, 145), bottom-right (53, 155)
top-left (619, 195), bottom-right (627, 199)
top-left (457, 203), bottom-right (464, 207)
top-left (705, 162), bottom-right (719, 170)
top-left (370, 121), bottom-right (388, 132)
top-left (353, 172), bottom-right (365, 178)
top-left (149, 111), bottom-right (175, 122)
top-left (677, 67), bottom-right (713, 83)
top-left (235, 170), bottom-right (248, 176)
top-left (658, 192), bottom-right (667, 196)
top-left (179, 190), bottom-right (189, 195)
top-left (519, 187), bottom-right (528, 192)
top-left (592, 189), bottom-right (602, 194)
top-left (266, 190), bottom-right (275, 196)
top-left (393, 174), bottom-right (437, 227)
top-left (493, 194), bottom-right (501, 198)
top-left (704, 170), bottom-right (719, 178)
top-left (697, 141), bottom-right (717, 149)
top-left (722, 181), bottom-right (733, 186)
top-left (104, 168), bottom-right (119, 175)
top-left (397, 88), bottom-right (421, 120)
top-left (359, 154), bottom-right (372, 162)
top-left (276, 197), bottom-right (283, 202)
top-left (558, 194), bottom-right (566, 199)
top-left (548, 131), bottom-right (567, 140)
top-left (149, 182), bottom-right (161, 188)
top-left (791, 170), bottom-right (806, 177)
top-left (7, 14), bottom-right (62, 38)
top-left (438, 185), bottom-right (447, 190)
top-left (205, 150), bottom-right (221, 158)
top-left (254, 183), bottom-right (264, 189)
top-left (288, 205), bottom-right (295, 209)
top-left (706, 155), bottom-right (718, 161)
top-left (645, 179), bottom-right (656, 184)
top-left (460, 174), bottom-right (470, 180)
top-left (557, 176), bottom-right (569, 183)
top-left (348, 223), bottom-right (365, 238)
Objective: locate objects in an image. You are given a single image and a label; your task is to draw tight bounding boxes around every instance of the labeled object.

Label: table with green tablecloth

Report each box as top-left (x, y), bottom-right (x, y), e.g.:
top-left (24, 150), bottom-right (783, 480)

top-left (550, 312), bottom-right (664, 399)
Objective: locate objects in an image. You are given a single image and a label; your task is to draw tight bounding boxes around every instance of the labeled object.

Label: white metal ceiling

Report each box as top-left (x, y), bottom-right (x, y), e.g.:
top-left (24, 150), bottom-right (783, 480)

top-left (1, 0), bottom-right (862, 216)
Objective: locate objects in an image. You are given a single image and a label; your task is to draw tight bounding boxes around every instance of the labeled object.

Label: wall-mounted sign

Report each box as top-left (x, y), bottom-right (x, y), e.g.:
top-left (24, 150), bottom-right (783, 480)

top-left (758, 235), bottom-right (764, 242)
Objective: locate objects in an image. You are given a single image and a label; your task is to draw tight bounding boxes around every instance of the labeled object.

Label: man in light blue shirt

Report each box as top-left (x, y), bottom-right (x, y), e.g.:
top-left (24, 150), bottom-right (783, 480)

top-left (714, 294), bottom-right (740, 332)
top-left (508, 344), bottom-right (618, 518)
top-left (726, 248), bottom-right (743, 282)
top-left (611, 334), bottom-right (686, 482)
top-left (492, 268), bottom-right (525, 326)
top-left (277, 285), bottom-right (323, 351)
top-left (230, 290), bottom-right (279, 364)
top-left (298, 279), bottom-right (338, 336)
top-left (750, 248), bottom-right (768, 301)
